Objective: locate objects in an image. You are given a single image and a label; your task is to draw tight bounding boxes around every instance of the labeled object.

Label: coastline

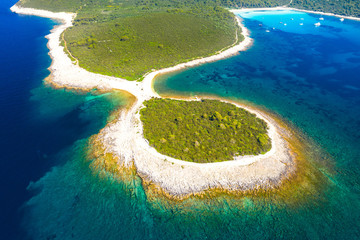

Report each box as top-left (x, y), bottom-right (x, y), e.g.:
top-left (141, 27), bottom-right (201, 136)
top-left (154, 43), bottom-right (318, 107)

top-left (293, 8), bottom-right (360, 21)
top-left (10, 4), bottom-right (252, 100)
top-left (231, 6), bottom-right (360, 22)
top-left (96, 95), bottom-right (295, 197)
top-left (138, 16), bottom-right (252, 97)
top-left (11, 3), bottom-right (300, 198)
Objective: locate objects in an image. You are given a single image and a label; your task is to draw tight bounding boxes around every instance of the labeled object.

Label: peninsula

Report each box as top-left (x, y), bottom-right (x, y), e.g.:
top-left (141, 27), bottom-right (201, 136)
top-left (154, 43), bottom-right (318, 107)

top-left (11, 0), bottom-right (360, 199)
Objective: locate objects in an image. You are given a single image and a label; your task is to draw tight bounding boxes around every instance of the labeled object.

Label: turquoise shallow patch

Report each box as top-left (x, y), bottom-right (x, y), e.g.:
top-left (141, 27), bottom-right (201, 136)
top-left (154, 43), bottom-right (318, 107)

top-left (237, 10), bottom-right (360, 41)
top-left (153, 9), bottom-right (360, 238)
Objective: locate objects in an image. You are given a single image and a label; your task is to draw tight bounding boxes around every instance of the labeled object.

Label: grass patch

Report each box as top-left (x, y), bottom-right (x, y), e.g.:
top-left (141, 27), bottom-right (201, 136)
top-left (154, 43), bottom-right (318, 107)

top-left (19, 0), bottom-right (240, 80)
top-left (65, 10), bottom-right (237, 80)
top-left (140, 98), bottom-right (271, 163)
top-left (19, 0), bottom-right (298, 80)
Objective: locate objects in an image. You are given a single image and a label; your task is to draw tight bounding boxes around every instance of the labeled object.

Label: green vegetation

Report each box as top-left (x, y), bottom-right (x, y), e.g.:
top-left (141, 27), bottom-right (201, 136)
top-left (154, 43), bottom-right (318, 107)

top-left (64, 7), bottom-right (239, 80)
top-left (18, 0), bottom-right (360, 80)
top-left (17, 0), bottom-right (294, 80)
top-left (290, 0), bottom-right (360, 17)
top-left (20, 0), bottom-right (244, 80)
top-left (20, 0), bottom-right (84, 12)
top-left (19, 0), bottom-right (289, 13)
top-left (140, 99), bottom-right (271, 163)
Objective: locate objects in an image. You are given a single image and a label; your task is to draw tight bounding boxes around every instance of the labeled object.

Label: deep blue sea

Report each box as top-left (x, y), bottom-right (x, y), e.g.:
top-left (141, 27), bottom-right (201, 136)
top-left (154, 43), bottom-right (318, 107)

top-left (0, 2), bottom-right (129, 239)
top-left (1, 2), bottom-right (360, 239)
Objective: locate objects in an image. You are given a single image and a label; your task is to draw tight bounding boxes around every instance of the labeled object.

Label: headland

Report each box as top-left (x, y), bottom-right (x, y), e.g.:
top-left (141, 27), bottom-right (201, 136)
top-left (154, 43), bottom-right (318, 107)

top-left (11, 3), bottom-right (304, 199)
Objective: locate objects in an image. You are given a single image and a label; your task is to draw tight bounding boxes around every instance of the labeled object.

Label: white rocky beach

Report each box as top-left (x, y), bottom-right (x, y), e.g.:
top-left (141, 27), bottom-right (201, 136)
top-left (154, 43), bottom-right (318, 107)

top-left (11, 4), bottom-right (297, 198)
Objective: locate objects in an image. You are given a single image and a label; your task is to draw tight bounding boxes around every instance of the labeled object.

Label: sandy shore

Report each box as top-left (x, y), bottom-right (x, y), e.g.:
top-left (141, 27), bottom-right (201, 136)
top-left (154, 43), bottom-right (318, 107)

top-left (11, 3), bottom-right (297, 198)
top-left (292, 8), bottom-right (360, 21)
top-left (10, 4), bottom-right (252, 101)
top-left (98, 97), bottom-right (294, 197)
top-left (139, 16), bottom-right (252, 97)
top-left (231, 6), bottom-right (360, 22)
top-left (10, 5), bottom-right (156, 101)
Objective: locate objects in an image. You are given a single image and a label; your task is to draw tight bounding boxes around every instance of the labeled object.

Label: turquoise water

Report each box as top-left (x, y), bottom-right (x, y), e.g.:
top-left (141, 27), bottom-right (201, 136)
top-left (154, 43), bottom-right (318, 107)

top-left (156, 10), bottom-right (360, 171)
top-left (154, 10), bottom-right (360, 238)
top-left (3, 6), bottom-right (360, 239)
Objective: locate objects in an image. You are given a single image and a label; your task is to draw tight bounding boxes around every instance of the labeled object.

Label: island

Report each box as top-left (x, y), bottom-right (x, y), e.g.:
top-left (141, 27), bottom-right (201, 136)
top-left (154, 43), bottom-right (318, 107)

top-left (11, 0), bottom-right (360, 200)
top-left (140, 98), bottom-right (271, 163)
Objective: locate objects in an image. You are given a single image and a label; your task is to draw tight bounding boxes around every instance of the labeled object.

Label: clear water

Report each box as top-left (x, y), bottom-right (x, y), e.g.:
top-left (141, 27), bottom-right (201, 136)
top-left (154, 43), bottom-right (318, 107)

top-left (156, 10), bottom-right (360, 171)
top-left (0, 2), bottom-right (130, 239)
top-left (2, 4), bottom-right (360, 239)
top-left (155, 10), bottom-right (360, 238)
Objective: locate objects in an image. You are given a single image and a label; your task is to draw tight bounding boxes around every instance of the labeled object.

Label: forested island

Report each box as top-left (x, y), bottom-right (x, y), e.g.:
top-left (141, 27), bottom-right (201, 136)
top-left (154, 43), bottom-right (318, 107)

top-left (140, 99), bottom-right (271, 163)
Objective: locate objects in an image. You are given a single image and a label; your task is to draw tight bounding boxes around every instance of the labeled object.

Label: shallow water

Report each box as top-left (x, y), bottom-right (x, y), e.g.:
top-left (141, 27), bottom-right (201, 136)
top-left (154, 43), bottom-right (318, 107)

top-left (155, 9), bottom-right (360, 238)
top-left (2, 5), bottom-right (360, 240)
top-left (156, 10), bottom-right (360, 170)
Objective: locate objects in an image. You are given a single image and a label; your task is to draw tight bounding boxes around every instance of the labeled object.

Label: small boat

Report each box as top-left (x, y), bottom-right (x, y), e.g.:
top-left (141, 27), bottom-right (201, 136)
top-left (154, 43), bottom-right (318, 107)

top-left (266, 30), bottom-right (270, 32)
top-left (300, 23), bottom-right (304, 26)
top-left (259, 23), bottom-right (263, 27)
top-left (340, 18), bottom-right (344, 22)
top-left (284, 23), bottom-right (287, 26)
top-left (291, 18), bottom-right (294, 20)
top-left (319, 17), bottom-right (324, 20)
top-left (314, 22), bottom-right (321, 27)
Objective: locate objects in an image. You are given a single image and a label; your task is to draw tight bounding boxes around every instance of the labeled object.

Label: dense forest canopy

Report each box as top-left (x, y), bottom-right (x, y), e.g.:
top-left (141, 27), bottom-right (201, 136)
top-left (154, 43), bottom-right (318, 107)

top-left (140, 99), bottom-right (271, 163)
